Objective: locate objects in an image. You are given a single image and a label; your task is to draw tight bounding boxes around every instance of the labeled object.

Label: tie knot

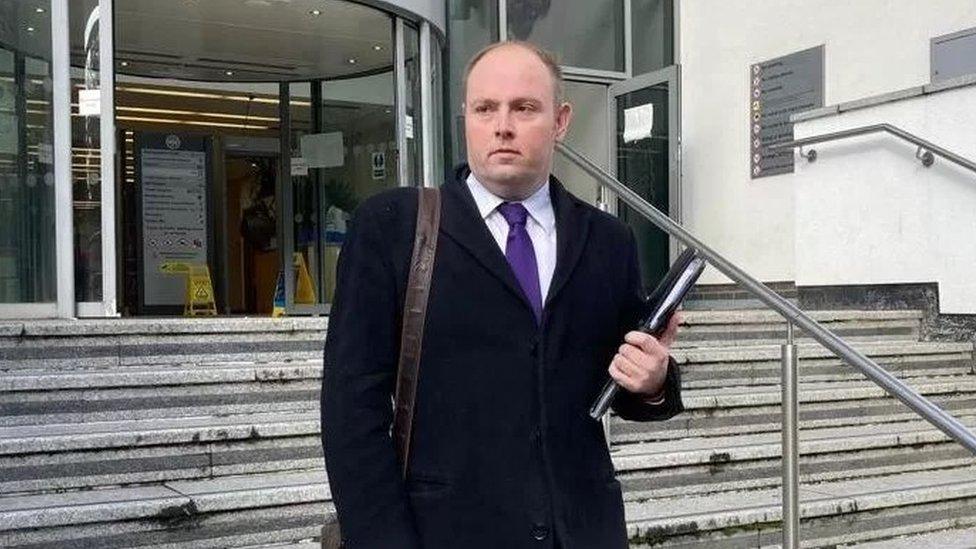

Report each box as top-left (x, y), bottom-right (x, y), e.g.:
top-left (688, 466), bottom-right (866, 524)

top-left (498, 202), bottom-right (529, 227)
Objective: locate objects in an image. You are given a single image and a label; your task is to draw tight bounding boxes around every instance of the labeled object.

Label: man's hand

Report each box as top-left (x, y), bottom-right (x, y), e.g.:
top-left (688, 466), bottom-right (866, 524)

top-left (608, 312), bottom-right (681, 399)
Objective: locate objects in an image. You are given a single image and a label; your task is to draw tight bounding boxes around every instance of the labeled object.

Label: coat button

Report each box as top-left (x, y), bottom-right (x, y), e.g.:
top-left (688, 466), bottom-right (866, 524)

top-left (531, 524), bottom-right (549, 540)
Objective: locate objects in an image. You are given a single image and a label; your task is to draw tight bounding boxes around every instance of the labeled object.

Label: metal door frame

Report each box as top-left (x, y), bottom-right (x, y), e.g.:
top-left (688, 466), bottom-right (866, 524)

top-left (606, 64), bottom-right (681, 262)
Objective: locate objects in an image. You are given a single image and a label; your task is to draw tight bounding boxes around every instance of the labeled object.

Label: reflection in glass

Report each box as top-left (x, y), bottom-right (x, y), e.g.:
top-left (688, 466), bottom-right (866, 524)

top-left (403, 23), bottom-right (424, 186)
top-left (0, 0), bottom-right (57, 304)
top-left (616, 83), bottom-right (671, 288)
top-left (70, 0), bottom-right (104, 302)
top-left (632, 0), bottom-right (674, 75)
top-left (446, 0), bottom-right (498, 167)
top-left (552, 81), bottom-right (609, 206)
top-left (506, 0), bottom-right (624, 72)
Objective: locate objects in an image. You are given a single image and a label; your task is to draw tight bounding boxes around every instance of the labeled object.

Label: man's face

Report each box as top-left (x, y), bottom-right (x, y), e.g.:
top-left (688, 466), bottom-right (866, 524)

top-left (464, 46), bottom-right (572, 198)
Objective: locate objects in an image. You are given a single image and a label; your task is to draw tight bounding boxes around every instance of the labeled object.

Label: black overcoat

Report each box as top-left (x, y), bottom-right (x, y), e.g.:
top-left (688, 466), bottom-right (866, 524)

top-left (321, 164), bottom-right (683, 548)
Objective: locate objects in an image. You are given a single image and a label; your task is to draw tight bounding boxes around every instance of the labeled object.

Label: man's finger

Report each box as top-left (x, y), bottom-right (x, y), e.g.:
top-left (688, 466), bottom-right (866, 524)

top-left (624, 330), bottom-right (666, 356)
top-left (618, 343), bottom-right (665, 372)
top-left (608, 361), bottom-right (640, 393)
top-left (660, 312), bottom-right (681, 348)
top-left (611, 353), bottom-right (642, 381)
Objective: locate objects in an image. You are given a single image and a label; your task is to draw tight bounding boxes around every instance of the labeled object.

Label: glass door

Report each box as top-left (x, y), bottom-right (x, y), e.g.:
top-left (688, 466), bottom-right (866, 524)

top-left (608, 65), bottom-right (680, 289)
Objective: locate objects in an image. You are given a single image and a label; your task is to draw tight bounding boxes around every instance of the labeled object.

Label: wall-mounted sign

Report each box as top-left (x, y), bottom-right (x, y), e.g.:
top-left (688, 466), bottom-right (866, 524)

top-left (750, 46), bottom-right (824, 179)
top-left (371, 151), bottom-right (386, 180)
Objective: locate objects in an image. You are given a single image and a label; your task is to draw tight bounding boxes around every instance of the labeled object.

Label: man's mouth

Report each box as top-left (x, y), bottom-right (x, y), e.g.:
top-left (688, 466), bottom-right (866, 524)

top-left (490, 148), bottom-right (520, 157)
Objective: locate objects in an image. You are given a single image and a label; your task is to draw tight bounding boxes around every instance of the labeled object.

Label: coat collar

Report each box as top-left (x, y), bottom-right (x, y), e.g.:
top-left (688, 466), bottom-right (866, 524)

top-left (440, 164), bottom-right (592, 320)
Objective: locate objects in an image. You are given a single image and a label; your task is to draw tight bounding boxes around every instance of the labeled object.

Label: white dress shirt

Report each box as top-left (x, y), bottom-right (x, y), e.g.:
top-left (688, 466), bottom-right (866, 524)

top-left (465, 173), bottom-right (557, 302)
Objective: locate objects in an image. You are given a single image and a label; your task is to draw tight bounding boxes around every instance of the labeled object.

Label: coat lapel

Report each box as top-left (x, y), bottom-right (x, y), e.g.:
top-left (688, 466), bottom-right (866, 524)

top-left (439, 165), bottom-right (593, 319)
top-left (544, 175), bottom-right (591, 309)
top-left (440, 166), bottom-right (534, 314)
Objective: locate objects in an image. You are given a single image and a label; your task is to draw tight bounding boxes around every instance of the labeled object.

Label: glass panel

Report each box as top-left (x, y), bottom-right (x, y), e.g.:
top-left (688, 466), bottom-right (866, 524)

top-left (615, 81), bottom-right (671, 289)
top-left (632, 0), bottom-right (674, 75)
top-left (107, 0), bottom-right (396, 316)
top-left (70, 0), bottom-right (103, 302)
top-left (0, 0), bottom-right (57, 304)
top-left (506, 0), bottom-right (624, 72)
top-left (446, 0), bottom-right (498, 167)
top-left (403, 23), bottom-right (423, 186)
top-left (318, 68), bottom-right (396, 303)
top-left (552, 81), bottom-right (608, 206)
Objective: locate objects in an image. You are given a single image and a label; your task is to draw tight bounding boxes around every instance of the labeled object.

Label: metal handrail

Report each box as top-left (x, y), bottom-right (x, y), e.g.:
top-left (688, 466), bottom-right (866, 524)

top-left (767, 123), bottom-right (976, 174)
top-left (556, 141), bottom-right (976, 455)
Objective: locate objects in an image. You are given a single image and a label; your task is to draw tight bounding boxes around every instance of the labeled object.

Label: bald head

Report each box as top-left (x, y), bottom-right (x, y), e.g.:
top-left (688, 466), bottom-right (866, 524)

top-left (463, 40), bottom-right (564, 108)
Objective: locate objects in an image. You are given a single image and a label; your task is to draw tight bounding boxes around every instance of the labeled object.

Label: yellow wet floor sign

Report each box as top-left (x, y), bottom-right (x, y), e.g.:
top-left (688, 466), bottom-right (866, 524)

top-left (160, 262), bottom-right (218, 316)
top-left (271, 253), bottom-right (317, 317)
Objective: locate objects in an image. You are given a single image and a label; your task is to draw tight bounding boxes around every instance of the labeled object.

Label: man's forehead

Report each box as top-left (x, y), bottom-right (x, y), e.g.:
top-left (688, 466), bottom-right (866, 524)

top-left (466, 47), bottom-right (555, 101)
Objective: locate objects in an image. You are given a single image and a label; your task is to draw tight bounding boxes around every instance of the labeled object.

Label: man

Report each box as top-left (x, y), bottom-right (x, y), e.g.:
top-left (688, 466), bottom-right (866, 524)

top-left (321, 41), bottom-right (683, 548)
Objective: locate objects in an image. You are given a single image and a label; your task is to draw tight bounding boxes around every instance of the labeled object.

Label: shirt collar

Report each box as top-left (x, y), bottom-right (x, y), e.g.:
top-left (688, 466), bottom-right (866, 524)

top-left (465, 172), bottom-right (556, 235)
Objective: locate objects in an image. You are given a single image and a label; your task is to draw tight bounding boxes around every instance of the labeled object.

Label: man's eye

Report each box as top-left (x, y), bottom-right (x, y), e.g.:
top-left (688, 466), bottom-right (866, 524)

top-left (474, 105), bottom-right (491, 113)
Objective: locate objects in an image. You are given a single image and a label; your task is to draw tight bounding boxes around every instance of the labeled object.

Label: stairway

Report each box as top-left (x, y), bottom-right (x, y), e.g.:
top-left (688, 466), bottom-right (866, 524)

top-left (0, 308), bottom-right (974, 548)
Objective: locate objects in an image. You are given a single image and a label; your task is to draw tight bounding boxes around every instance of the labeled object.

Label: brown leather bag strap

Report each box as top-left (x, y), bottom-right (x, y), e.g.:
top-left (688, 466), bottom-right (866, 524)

top-left (392, 187), bottom-right (440, 479)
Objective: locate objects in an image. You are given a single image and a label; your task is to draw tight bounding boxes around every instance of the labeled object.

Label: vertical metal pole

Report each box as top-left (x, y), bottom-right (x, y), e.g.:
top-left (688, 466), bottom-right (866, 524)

top-left (596, 198), bottom-right (613, 449)
top-left (99, 0), bottom-right (118, 316)
top-left (782, 321), bottom-right (800, 548)
top-left (394, 19), bottom-right (409, 187)
top-left (498, 0), bottom-right (508, 41)
top-left (52, 0), bottom-right (76, 318)
top-left (419, 21), bottom-right (434, 188)
top-left (278, 82), bottom-right (295, 312)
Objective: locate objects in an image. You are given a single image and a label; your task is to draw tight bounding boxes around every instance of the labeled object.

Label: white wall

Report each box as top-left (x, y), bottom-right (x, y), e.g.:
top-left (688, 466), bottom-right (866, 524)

top-left (678, 0), bottom-right (976, 284)
top-left (793, 85), bottom-right (976, 313)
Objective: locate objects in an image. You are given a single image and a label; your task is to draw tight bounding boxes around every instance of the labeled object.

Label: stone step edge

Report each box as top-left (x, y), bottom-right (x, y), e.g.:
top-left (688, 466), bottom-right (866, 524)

top-left (625, 472), bottom-right (976, 541)
top-left (0, 411), bottom-right (320, 455)
top-left (2, 466), bottom-right (974, 536)
top-left (0, 318), bottom-right (328, 338)
top-left (612, 414), bottom-right (976, 472)
top-left (679, 309), bottom-right (923, 325)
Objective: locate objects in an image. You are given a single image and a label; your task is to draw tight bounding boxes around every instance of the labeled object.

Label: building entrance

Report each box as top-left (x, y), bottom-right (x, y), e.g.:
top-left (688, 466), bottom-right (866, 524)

top-left (61, 0), bottom-right (431, 317)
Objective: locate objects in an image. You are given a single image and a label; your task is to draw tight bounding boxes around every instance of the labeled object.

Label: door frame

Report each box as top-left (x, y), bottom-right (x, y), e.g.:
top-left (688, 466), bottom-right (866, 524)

top-left (606, 64), bottom-right (681, 263)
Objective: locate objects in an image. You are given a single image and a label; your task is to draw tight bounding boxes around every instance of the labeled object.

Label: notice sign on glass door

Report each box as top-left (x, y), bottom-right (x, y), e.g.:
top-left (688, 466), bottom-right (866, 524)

top-left (750, 46), bottom-right (824, 179)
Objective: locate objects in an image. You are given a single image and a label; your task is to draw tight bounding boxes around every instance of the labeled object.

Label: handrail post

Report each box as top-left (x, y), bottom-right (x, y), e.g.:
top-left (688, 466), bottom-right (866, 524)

top-left (597, 196), bottom-right (614, 451)
top-left (782, 321), bottom-right (800, 548)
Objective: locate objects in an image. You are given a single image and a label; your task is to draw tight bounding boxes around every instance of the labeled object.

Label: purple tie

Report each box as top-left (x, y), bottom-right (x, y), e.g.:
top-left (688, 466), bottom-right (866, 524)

top-left (498, 202), bottom-right (543, 323)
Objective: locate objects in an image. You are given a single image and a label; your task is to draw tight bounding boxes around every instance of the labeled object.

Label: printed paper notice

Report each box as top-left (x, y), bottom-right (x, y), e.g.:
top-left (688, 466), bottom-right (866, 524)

top-left (79, 89), bottom-right (101, 117)
top-left (623, 104), bottom-right (654, 143)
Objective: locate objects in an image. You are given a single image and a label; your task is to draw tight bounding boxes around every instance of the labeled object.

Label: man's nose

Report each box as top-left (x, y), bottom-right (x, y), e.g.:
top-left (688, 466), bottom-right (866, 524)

top-left (493, 109), bottom-right (515, 139)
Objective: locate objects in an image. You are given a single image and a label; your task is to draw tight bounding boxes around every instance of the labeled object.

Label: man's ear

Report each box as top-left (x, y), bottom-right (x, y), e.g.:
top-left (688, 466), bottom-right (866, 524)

top-left (554, 101), bottom-right (573, 141)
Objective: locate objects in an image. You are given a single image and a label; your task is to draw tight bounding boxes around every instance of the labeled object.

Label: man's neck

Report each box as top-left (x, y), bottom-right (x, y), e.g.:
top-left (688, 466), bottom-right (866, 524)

top-left (472, 175), bottom-right (548, 202)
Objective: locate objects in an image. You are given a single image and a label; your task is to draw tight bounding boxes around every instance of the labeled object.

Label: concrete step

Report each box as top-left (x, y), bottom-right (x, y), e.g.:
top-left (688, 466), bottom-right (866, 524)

top-left (0, 469), bottom-right (333, 548)
top-left (0, 359), bottom-right (322, 426)
top-left (676, 309), bottom-right (922, 347)
top-left (612, 415), bottom-right (976, 499)
top-left (0, 411), bottom-right (321, 494)
top-left (843, 525), bottom-right (976, 548)
top-left (613, 375), bottom-right (976, 443)
top-left (626, 465), bottom-right (976, 548)
top-left (4, 464), bottom-right (975, 548)
top-left (673, 340), bottom-right (974, 388)
top-left (0, 333), bottom-right (324, 370)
